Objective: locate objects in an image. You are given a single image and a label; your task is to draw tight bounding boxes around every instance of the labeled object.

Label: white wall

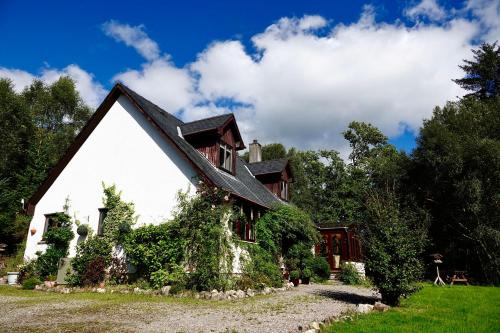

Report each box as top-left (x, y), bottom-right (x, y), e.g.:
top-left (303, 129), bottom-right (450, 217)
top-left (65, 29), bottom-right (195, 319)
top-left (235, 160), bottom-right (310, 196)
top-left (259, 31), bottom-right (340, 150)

top-left (24, 95), bottom-right (198, 259)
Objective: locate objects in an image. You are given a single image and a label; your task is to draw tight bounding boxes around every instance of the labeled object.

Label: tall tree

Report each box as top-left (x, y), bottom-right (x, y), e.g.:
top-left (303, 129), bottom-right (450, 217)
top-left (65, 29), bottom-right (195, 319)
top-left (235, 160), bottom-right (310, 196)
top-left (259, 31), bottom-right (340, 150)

top-left (412, 97), bottom-right (500, 283)
top-left (0, 77), bottom-right (92, 252)
top-left (343, 121), bottom-right (388, 166)
top-left (453, 42), bottom-right (500, 100)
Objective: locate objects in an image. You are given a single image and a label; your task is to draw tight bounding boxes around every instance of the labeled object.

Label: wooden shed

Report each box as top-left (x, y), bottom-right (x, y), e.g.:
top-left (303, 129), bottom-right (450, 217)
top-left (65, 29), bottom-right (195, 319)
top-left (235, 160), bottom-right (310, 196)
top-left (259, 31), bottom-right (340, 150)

top-left (315, 226), bottom-right (363, 272)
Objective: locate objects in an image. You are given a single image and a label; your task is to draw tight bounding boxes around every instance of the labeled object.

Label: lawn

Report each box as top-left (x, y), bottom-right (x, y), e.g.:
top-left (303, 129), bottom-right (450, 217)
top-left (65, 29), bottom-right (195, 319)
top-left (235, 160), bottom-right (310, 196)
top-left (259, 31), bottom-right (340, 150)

top-left (326, 284), bottom-right (500, 333)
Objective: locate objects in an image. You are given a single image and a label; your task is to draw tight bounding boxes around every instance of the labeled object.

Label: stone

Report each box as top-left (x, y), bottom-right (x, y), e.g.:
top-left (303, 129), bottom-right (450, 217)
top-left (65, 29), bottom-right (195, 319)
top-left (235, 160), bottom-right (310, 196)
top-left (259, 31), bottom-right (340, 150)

top-left (304, 330), bottom-right (319, 333)
top-left (356, 304), bottom-right (374, 313)
top-left (133, 287), bottom-right (143, 294)
top-left (96, 288), bottom-right (106, 293)
top-left (263, 287), bottom-right (271, 295)
top-left (374, 301), bottom-right (390, 312)
top-left (161, 286), bottom-right (171, 296)
top-left (235, 290), bottom-right (246, 299)
top-left (310, 322), bottom-right (320, 330)
top-left (246, 288), bottom-right (255, 297)
top-left (60, 287), bottom-right (71, 294)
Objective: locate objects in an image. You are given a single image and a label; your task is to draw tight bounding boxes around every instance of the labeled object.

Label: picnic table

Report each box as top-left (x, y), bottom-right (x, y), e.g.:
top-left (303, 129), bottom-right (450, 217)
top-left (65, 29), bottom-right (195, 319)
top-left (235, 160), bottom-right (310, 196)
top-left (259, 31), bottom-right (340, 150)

top-left (451, 271), bottom-right (469, 285)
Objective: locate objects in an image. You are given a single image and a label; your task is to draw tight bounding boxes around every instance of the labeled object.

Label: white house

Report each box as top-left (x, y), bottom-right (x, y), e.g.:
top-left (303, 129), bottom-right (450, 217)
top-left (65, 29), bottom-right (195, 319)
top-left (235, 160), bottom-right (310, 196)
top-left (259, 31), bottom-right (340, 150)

top-left (23, 83), bottom-right (292, 260)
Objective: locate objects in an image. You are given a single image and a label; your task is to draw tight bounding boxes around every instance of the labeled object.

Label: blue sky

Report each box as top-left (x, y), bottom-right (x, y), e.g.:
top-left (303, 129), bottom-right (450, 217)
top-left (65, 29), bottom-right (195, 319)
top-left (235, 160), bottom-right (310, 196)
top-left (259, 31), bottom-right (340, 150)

top-left (1, 0), bottom-right (498, 155)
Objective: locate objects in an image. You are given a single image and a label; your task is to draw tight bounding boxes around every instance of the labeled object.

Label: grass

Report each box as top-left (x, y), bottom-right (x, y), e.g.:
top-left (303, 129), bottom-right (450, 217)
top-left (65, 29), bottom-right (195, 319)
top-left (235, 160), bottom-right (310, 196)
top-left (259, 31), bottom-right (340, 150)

top-left (326, 284), bottom-right (500, 333)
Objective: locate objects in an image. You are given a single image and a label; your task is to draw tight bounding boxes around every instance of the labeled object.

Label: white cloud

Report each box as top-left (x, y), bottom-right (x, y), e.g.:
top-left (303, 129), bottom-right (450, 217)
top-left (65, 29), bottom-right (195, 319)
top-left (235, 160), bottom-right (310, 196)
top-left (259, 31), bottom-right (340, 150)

top-left (102, 20), bottom-right (160, 61)
top-left (0, 65), bottom-right (106, 108)
top-left (190, 10), bottom-right (478, 151)
top-left (113, 57), bottom-right (195, 112)
top-left (105, 2), bottom-right (499, 153)
top-left (405, 0), bottom-right (447, 21)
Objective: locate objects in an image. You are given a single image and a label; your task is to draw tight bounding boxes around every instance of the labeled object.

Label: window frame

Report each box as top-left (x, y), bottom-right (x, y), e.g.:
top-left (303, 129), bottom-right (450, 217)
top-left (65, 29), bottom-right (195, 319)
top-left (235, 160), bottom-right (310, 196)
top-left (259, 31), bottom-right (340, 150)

top-left (218, 141), bottom-right (233, 173)
top-left (97, 208), bottom-right (108, 236)
top-left (41, 212), bottom-right (64, 241)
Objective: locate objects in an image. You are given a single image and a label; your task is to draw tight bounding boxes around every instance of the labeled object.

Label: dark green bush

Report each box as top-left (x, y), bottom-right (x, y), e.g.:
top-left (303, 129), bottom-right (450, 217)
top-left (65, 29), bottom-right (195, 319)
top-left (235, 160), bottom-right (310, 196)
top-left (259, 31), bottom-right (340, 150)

top-left (67, 236), bottom-right (112, 286)
top-left (76, 224), bottom-right (89, 237)
top-left (240, 245), bottom-right (283, 288)
top-left (289, 270), bottom-right (300, 280)
top-left (339, 262), bottom-right (362, 285)
top-left (34, 247), bottom-right (66, 278)
top-left (123, 222), bottom-right (185, 280)
top-left (306, 256), bottom-right (331, 281)
top-left (22, 276), bottom-right (42, 290)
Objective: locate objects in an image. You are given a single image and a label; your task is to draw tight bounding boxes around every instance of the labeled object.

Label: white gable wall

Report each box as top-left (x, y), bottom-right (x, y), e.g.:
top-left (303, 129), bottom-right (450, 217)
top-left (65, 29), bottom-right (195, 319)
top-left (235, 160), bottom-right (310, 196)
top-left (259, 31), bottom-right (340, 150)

top-left (24, 95), bottom-right (198, 259)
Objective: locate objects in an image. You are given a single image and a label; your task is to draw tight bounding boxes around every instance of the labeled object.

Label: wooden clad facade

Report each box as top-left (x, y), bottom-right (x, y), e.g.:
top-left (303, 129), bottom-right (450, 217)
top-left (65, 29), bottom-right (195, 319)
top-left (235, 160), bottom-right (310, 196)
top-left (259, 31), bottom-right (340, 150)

top-left (315, 226), bottom-right (363, 272)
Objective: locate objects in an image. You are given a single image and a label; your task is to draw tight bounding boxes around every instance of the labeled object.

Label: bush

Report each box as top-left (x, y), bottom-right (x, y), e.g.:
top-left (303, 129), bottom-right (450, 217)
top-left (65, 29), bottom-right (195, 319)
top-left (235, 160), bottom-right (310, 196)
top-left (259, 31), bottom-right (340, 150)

top-left (22, 276), bottom-right (42, 290)
top-left (109, 256), bottom-right (128, 284)
top-left (101, 184), bottom-right (136, 244)
top-left (34, 247), bottom-right (66, 278)
top-left (68, 236), bottom-right (112, 286)
top-left (150, 269), bottom-right (169, 289)
top-left (82, 256), bottom-right (107, 286)
top-left (306, 256), bottom-right (331, 281)
top-left (240, 245), bottom-right (283, 289)
top-left (123, 222), bottom-right (185, 280)
top-left (77, 224), bottom-right (89, 237)
top-left (289, 270), bottom-right (300, 280)
top-left (301, 267), bottom-right (312, 279)
top-left (362, 191), bottom-right (426, 305)
top-left (339, 262), bottom-right (362, 285)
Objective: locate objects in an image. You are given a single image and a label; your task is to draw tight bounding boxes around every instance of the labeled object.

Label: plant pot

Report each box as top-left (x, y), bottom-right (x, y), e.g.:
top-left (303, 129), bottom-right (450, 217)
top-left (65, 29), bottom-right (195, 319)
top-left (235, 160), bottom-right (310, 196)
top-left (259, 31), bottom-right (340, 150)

top-left (7, 272), bottom-right (19, 285)
top-left (44, 281), bottom-right (56, 288)
top-left (292, 278), bottom-right (300, 287)
top-left (301, 277), bottom-right (310, 285)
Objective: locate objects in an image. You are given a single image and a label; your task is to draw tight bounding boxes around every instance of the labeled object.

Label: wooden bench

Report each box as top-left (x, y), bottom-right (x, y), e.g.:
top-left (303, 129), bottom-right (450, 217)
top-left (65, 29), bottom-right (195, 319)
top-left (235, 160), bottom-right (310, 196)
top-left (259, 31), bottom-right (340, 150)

top-left (451, 271), bottom-right (469, 285)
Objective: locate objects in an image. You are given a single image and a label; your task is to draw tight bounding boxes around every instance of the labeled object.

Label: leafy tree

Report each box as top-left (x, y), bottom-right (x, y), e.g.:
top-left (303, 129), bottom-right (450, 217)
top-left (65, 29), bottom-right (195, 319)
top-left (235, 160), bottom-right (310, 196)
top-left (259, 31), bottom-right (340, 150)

top-left (0, 77), bottom-right (92, 252)
top-left (343, 121), bottom-right (388, 166)
top-left (412, 97), bottom-right (500, 283)
top-left (453, 42), bottom-right (500, 100)
top-left (241, 142), bottom-right (287, 162)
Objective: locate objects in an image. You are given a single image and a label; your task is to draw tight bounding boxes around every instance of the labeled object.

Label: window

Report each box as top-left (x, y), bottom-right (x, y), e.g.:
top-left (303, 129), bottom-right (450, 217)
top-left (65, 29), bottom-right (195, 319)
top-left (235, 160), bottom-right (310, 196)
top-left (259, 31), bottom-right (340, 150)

top-left (232, 205), bottom-right (258, 242)
top-left (219, 142), bottom-right (233, 172)
top-left (97, 208), bottom-right (108, 236)
top-left (280, 180), bottom-right (289, 200)
top-left (43, 213), bottom-right (63, 237)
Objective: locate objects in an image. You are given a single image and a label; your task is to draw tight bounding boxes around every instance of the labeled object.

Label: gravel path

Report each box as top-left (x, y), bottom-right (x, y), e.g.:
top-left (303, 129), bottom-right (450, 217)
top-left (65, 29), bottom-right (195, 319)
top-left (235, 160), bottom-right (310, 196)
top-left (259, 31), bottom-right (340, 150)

top-left (0, 283), bottom-right (379, 333)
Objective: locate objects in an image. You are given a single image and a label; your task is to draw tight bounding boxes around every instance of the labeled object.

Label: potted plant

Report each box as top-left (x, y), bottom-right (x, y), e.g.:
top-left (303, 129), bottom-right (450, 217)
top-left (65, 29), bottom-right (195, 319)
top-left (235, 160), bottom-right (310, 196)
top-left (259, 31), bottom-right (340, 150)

top-left (44, 274), bottom-right (57, 288)
top-left (301, 268), bottom-right (312, 285)
top-left (290, 270), bottom-right (300, 287)
top-left (77, 224), bottom-right (89, 237)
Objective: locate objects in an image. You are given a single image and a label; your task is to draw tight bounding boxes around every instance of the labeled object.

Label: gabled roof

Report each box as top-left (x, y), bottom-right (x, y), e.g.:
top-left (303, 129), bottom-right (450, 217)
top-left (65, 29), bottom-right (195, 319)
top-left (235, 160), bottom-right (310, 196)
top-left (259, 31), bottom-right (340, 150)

top-left (180, 114), bottom-right (232, 136)
top-left (247, 158), bottom-right (289, 176)
top-left (26, 83), bottom-right (281, 214)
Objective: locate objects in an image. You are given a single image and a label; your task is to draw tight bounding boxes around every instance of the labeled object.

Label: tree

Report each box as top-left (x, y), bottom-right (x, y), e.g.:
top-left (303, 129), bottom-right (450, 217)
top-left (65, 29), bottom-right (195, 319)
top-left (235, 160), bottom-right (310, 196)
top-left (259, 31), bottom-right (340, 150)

top-left (453, 42), bottom-right (500, 100)
top-left (343, 121), bottom-right (388, 166)
top-left (0, 77), bottom-right (92, 252)
top-left (241, 142), bottom-right (287, 162)
top-left (412, 97), bottom-right (500, 283)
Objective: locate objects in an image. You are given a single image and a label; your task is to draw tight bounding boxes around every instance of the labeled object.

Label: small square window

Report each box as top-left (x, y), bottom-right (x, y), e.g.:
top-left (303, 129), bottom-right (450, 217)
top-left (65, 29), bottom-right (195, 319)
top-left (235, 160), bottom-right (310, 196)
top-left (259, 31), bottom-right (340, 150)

top-left (219, 142), bottom-right (233, 172)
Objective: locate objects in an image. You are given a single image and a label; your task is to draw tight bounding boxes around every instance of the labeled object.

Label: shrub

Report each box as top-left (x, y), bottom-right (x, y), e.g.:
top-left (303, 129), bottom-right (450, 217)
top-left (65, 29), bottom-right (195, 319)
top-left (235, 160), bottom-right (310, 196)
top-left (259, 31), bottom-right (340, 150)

top-left (362, 191), bottom-right (427, 305)
top-left (34, 247), bottom-right (66, 278)
top-left (240, 245), bottom-right (283, 288)
top-left (67, 236), bottom-right (112, 286)
top-left (22, 276), bottom-right (42, 290)
top-left (101, 184), bottom-right (136, 244)
top-left (289, 270), bottom-right (300, 280)
top-left (150, 269), bottom-right (169, 289)
top-left (82, 256), bottom-right (107, 286)
top-left (339, 262), bottom-right (362, 285)
top-left (306, 256), bottom-right (331, 281)
top-left (123, 222), bottom-right (185, 280)
top-left (301, 267), bottom-right (312, 279)
top-left (109, 256), bottom-right (128, 285)
top-left (77, 224), bottom-right (89, 237)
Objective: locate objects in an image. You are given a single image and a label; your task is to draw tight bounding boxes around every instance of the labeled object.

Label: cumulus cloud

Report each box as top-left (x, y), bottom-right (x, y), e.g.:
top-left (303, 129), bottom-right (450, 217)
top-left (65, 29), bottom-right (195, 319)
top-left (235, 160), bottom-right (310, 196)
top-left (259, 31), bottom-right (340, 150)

top-left (102, 20), bottom-right (160, 61)
top-left (104, 1), bottom-right (499, 153)
top-left (0, 65), bottom-right (106, 108)
top-left (405, 0), bottom-right (447, 21)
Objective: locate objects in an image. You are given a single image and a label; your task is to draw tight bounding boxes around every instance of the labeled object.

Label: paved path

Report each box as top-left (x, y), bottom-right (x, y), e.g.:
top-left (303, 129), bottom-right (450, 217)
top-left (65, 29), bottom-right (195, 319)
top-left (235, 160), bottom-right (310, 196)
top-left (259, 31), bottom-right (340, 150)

top-left (0, 283), bottom-right (379, 333)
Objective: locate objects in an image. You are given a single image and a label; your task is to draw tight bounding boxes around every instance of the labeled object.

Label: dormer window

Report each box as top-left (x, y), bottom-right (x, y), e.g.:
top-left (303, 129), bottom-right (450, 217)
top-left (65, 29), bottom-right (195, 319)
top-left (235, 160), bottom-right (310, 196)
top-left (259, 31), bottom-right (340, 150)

top-left (280, 180), bottom-right (288, 201)
top-left (219, 142), bottom-right (233, 172)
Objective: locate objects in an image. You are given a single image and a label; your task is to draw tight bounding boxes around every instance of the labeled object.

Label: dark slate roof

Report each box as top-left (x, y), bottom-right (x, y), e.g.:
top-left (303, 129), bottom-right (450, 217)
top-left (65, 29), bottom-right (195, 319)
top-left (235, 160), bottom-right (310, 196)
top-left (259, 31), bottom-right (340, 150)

top-left (119, 84), bottom-right (281, 208)
top-left (180, 114), bottom-right (233, 136)
top-left (247, 158), bottom-right (289, 176)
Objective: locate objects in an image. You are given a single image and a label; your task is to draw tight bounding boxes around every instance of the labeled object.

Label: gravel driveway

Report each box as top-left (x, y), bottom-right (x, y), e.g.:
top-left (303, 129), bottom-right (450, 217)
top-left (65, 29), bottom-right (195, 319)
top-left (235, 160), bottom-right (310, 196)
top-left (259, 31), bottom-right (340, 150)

top-left (0, 283), bottom-right (379, 333)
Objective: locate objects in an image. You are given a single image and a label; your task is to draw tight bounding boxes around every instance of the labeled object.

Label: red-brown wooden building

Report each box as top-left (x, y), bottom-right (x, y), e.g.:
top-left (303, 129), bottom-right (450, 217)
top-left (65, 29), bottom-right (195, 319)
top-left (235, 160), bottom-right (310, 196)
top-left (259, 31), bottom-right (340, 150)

top-left (315, 226), bottom-right (363, 272)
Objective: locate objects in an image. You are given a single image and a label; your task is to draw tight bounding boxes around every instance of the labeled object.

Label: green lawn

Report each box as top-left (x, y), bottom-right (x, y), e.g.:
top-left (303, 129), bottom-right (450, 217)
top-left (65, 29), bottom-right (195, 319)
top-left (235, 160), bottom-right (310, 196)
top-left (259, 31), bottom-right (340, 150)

top-left (326, 284), bottom-right (500, 333)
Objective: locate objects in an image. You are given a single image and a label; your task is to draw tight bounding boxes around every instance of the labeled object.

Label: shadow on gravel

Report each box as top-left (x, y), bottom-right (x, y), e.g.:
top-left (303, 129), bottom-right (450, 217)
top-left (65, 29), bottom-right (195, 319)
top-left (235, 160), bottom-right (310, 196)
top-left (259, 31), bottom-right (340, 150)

top-left (311, 289), bottom-right (379, 305)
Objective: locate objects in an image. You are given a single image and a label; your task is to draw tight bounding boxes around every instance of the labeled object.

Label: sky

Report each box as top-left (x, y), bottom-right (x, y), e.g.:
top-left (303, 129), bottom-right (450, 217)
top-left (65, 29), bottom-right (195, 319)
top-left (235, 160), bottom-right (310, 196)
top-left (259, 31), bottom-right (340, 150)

top-left (1, 0), bottom-right (499, 156)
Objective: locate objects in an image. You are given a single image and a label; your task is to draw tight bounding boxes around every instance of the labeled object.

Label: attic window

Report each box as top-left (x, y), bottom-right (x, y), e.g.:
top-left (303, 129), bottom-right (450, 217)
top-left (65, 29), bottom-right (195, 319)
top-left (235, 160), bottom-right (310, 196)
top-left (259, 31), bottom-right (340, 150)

top-left (280, 180), bottom-right (289, 201)
top-left (219, 142), bottom-right (233, 172)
